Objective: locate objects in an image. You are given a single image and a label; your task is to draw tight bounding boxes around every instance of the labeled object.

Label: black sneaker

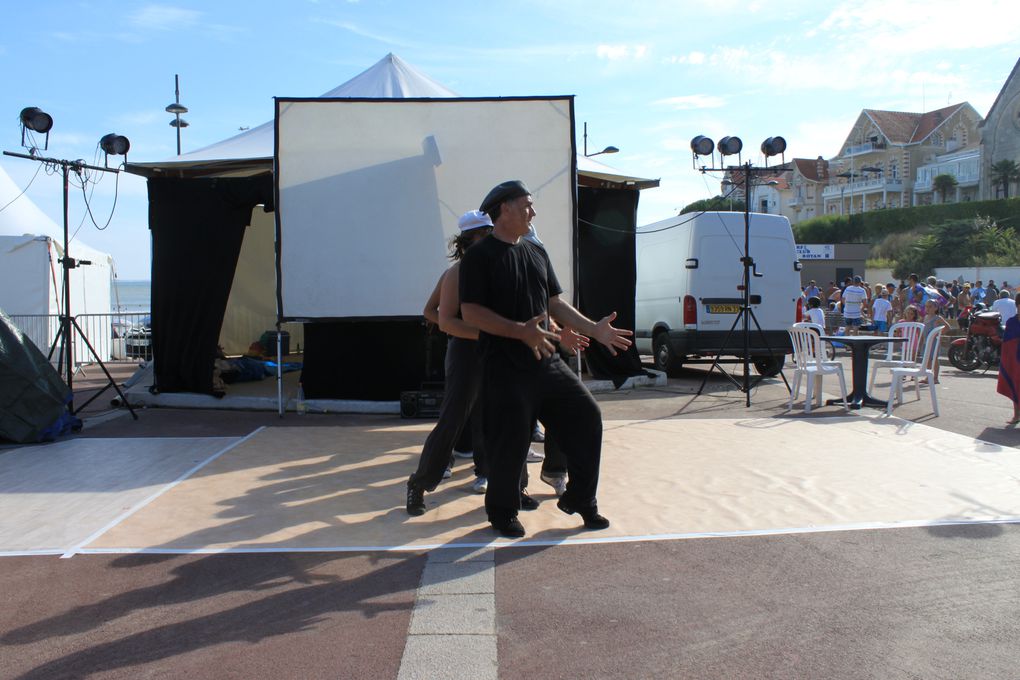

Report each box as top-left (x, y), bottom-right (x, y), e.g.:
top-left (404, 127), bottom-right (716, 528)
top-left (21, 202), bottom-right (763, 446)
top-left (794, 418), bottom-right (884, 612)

top-left (490, 516), bottom-right (526, 538)
top-left (519, 489), bottom-right (540, 511)
top-left (406, 475), bottom-right (425, 516)
top-left (557, 497), bottom-right (610, 530)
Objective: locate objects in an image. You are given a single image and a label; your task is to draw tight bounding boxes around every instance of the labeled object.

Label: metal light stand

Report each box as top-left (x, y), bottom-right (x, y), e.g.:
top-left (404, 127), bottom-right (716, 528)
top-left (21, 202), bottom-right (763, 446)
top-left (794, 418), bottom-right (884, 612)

top-left (3, 150), bottom-right (138, 419)
top-left (693, 156), bottom-right (790, 408)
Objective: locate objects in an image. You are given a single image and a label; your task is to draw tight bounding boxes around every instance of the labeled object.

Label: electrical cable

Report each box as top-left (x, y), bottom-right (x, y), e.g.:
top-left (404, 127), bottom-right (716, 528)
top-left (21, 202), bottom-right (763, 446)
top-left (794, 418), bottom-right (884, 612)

top-left (0, 162), bottom-right (44, 214)
top-left (79, 163), bottom-right (121, 231)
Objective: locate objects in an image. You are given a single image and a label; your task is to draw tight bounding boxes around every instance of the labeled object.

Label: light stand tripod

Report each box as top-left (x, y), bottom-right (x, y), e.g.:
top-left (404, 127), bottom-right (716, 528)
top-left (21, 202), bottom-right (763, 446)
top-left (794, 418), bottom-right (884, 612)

top-left (3, 149), bottom-right (138, 420)
top-left (687, 135), bottom-right (792, 407)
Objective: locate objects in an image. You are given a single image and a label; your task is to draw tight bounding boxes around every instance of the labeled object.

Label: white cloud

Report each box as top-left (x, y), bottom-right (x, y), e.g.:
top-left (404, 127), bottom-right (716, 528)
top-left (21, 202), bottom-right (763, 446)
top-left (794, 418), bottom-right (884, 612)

top-left (814, 1), bottom-right (1017, 54)
top-left (667, 51), bottom-right (706, 65)
top-left (316, 19), bottom-right (415, 48)
top-left (597, 44), bottom-right (648, 61)
top-left (129, 5), bottom-right (202, 31)
top-left (654, 94), bottom-right (725, 110)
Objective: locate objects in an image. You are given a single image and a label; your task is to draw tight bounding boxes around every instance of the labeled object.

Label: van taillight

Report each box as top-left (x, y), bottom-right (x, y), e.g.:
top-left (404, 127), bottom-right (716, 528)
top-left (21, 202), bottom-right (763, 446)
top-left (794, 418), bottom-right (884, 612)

top-left (795, 297), bottom-right (804, 322)
top-left (683, 295), bottom-right (697, 325)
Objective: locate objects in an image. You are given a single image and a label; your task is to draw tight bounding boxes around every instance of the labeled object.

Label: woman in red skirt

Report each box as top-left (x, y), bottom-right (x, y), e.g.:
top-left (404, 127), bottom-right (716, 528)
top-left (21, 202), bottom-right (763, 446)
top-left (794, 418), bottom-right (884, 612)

top-left (997, 293), bottom-right (1020, 425)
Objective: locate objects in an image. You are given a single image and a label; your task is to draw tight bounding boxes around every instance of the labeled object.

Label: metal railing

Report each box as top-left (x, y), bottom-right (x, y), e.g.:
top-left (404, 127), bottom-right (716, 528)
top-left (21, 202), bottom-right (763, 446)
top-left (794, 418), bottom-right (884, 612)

top-left (7, 312), bottom-right (152, 369)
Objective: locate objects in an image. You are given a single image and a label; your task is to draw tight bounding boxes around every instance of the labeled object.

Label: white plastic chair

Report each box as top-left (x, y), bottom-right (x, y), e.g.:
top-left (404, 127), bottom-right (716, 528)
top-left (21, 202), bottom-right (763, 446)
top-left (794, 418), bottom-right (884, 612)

top-left (787, 324), bottom-right (849, 413)
top-left (868, 321), bottom-right (924, 391)
top-left (886, 326), bottom-right (944, 417)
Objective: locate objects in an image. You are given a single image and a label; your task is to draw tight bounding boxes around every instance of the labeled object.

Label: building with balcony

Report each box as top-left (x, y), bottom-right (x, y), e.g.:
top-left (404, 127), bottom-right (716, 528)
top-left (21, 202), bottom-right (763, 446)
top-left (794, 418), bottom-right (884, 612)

top-left (720, 162), bottom-right (795, 220)
top-left (822, 102), bottom-right (983, 214)
top-left (979, 56), bottom-right (1020, 200)
top-left (913, 147), bottom-right (982, 204)
top-left (787, 157), bottom-right (829, 224)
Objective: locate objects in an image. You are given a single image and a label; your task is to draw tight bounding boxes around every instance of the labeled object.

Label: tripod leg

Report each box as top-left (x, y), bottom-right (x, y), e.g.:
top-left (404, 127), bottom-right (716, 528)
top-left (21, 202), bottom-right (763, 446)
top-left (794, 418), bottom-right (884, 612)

top-left (68, 317), bottom-right (139, 420)
top-left (746, 307), bottom-right (791, 392)
top-left (696, 310), bottom-right (745, 395)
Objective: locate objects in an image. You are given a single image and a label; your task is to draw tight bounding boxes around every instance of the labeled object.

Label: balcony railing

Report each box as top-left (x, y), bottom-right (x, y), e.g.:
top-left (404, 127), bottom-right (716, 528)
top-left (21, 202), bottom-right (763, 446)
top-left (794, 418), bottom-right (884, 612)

top-left (844, 141), bottom-right (885, 156)
top-left (821, 178), bottom-right (903, 198)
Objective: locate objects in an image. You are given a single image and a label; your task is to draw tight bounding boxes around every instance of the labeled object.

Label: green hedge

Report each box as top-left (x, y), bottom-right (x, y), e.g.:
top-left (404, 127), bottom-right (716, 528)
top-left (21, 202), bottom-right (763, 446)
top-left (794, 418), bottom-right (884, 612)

top-left (793, 197), bottom-right (1020, 244)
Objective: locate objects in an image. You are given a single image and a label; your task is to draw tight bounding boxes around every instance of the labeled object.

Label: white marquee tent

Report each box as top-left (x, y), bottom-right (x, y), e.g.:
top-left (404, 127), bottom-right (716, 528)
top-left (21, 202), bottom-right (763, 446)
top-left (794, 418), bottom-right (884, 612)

top-left (0, 164), bottom-right (114, 361)
top-left (130, 53), bottom-right (654, 356)
top-left (126, 53), bottom-right (657, 400)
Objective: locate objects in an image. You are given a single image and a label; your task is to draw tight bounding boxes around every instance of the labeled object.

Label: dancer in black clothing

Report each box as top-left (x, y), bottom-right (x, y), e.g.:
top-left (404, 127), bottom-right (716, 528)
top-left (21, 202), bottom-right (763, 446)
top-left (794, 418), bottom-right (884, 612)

top-left (406, 211), bottom-right (494, 515)
top-left (460, 180), bottom-right (632, 538)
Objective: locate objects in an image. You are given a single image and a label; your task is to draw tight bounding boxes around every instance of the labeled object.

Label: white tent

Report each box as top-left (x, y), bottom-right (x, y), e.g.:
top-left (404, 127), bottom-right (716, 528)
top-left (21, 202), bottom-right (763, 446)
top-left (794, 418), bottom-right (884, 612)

top-left (125, 53), bottom-right (658, 401)
top-left (0, 165), bottom-right (114, 361)
top-left (129, 53), bottom-right (654, 356)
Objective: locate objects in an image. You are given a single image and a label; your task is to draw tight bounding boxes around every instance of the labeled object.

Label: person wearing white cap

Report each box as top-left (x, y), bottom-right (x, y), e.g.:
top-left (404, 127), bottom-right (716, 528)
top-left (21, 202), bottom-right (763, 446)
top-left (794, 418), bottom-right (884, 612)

top-left (406, 210), bottom-right (494, 515)
top-left (460, 180), bottom-right (632, 538)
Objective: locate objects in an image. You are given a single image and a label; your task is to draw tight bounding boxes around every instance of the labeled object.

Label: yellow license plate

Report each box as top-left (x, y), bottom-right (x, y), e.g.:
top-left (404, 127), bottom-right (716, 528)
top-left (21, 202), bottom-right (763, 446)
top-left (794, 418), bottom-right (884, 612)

top-left (706, 304), bottom-right (740, 314)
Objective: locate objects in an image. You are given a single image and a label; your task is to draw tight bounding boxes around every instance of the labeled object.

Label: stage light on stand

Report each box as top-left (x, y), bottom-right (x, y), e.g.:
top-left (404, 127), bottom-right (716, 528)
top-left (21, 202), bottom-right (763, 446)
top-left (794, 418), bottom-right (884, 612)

top-left (19, 106), bottom-right (53, 150)
top-left (688, 131), bottom-right (790, 408)
top-left (761, 136), bottom-right (787, 158)
top-left (690, 135), bottom-right (714, 156)
top-left (99, 133), bottom-right (130, 166)
top-left (4, 106), bottom-right (139, 419)
top-left (718, 136), bottom-right (743, 156)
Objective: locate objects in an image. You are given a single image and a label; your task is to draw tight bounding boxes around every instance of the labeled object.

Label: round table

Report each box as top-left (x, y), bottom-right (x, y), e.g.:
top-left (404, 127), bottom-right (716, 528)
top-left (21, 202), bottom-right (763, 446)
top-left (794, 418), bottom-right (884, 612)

top-left (819, 335), bottom-right (907, 409)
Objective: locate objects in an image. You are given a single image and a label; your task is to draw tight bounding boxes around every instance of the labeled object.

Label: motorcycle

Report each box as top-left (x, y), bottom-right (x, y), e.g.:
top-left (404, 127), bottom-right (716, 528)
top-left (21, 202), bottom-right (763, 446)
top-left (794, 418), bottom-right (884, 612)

top-left (948, 305), bottom-right (1003, 371)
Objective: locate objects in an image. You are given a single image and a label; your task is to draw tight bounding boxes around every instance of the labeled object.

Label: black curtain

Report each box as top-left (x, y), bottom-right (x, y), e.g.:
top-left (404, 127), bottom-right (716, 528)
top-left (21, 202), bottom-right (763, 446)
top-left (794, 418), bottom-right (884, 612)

top-left (576, 186), bottom-right (649, 386)
top-left (302, 320), bottom-right (429, 400)
top-left (148, 174), bottom-right (273, 394)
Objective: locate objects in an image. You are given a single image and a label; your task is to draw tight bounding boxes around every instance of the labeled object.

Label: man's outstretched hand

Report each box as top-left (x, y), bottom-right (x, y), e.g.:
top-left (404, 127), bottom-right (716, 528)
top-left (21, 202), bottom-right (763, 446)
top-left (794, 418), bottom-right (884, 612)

top-left (591, 311), bottom-right (633, 356)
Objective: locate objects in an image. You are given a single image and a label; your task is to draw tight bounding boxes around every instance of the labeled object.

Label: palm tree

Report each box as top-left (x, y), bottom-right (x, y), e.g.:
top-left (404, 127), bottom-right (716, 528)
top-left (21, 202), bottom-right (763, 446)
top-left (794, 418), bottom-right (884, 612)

top-left (990, 159), bottom-right (1020, 199)
top-left (932, 173), bottom-right (958, 204)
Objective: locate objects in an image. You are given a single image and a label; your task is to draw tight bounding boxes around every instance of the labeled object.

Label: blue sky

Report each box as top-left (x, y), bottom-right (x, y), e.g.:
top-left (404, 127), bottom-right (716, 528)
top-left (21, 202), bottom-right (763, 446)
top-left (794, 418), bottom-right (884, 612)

top-left (0, 0), bottom-right (1016, 280)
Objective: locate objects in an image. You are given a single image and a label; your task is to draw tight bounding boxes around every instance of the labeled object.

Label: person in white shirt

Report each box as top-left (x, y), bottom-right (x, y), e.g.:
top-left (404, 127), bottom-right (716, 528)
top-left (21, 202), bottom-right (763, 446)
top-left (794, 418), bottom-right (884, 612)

top-left (840, 276), bottom-right (869, 335)
top-left (871, 290), bottom-right (893, 332)
top-left (805, 296), bottom-right (825, 327)
top-left (991, 289), bottom-right (1018, 323)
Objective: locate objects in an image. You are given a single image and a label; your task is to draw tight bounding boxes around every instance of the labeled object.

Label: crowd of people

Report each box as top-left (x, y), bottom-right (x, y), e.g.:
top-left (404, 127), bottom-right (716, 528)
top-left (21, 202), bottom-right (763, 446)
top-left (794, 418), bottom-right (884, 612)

top-left (801, 274), bottom-right (1019, 336)
top-left (805, 272), bottom-right (1020, 424)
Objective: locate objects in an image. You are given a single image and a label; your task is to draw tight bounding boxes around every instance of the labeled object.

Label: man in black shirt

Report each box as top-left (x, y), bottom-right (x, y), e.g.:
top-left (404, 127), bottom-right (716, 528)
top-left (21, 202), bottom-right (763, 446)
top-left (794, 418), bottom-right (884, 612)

top-left (460, 180), bottom-right (632, 538)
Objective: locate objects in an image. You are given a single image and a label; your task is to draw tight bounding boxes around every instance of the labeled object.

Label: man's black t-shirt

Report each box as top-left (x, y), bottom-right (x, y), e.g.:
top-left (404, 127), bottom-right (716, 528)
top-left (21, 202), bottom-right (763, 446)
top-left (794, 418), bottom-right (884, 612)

top-left (459, 234), bottom-right (562, 370)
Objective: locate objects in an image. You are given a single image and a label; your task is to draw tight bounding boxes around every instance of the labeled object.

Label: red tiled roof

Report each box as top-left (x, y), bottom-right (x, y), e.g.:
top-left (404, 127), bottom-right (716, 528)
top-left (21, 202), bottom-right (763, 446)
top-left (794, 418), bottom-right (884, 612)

top-left (794, 157), bottom-right (829, 182)
top-left (864, 103), bottom-right (967, 145)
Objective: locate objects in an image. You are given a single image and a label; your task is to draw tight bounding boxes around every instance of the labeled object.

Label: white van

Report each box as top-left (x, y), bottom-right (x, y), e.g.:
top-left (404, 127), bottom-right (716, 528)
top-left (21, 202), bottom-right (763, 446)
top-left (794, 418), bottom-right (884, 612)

top-left (634, 211), bottom-right (802, 377)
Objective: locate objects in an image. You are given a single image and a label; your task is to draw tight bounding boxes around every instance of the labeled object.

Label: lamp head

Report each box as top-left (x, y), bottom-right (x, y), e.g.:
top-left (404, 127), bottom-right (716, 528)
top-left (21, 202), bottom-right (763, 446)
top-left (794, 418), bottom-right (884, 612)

top-left (761, 136), bottom-right (787, 157)
top-left (99, 133), bottom-right (131, 156)
top-left (20, 107), bottom-right (53, 133)
top-left (690, 135), bottom-right (714, 156)
top-left (717, 136), bottom-right (743, 156)
top-left (165, 103), bottom-right (188, 115)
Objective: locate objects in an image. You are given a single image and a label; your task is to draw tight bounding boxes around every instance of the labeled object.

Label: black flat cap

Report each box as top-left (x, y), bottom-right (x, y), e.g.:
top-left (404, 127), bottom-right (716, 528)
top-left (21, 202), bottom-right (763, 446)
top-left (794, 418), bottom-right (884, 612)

top-left (479, 180), bottom-right (531, 215)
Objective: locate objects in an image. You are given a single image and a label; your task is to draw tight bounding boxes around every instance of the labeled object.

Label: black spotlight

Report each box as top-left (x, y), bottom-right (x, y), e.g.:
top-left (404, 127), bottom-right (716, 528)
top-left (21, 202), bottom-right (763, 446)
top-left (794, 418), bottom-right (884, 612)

top-left (20, 106), bottom-right (53, 149)
top-left (761, 136), bottom-right (787, 157)
top-left (690, 135), bottom-right (714, 156)
top-left (20, 107), bottom-right (53, 133)
top-left (718, 136), bottom-right (743, 156)
top-left (99, 133), bottom-right (131, 156)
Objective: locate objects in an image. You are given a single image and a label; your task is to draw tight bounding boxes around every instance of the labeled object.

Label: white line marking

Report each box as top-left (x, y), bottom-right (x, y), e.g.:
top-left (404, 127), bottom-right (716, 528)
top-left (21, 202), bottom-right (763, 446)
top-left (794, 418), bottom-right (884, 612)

top-left (59, 427), bottom-right (265, 559)
top-left (59, 515), bottom-right (1020, 556)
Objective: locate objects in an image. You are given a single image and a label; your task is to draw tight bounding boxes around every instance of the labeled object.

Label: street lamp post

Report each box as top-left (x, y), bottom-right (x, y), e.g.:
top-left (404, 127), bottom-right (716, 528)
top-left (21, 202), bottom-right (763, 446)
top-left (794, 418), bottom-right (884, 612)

top-left (165, 74), bottom-right (189, 156)
top-left (582, 122), bottom-right (619, 158)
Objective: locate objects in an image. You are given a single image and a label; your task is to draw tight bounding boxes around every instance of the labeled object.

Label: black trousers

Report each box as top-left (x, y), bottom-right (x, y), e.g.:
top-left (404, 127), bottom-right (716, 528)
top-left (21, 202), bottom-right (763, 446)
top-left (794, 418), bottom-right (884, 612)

top-left (410, 337), bottom-right (486, 491)
top-left (482, 355), bottom-right (602, 522)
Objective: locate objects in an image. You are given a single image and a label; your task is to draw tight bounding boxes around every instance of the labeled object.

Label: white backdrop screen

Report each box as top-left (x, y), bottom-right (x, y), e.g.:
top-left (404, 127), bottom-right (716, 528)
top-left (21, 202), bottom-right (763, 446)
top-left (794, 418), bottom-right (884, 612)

top-left (275, 97), bottom-right (575, 320)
